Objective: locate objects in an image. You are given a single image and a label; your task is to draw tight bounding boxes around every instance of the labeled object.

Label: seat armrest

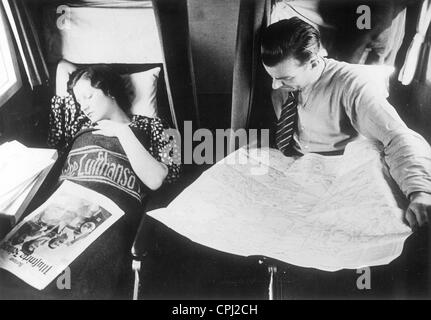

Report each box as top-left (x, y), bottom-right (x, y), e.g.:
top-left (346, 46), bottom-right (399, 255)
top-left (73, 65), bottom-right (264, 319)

top-left (131, 212), bottom-right (194, 260)
top-left (131, 214), bottom-right (156, 260)
top-left (130, 182), bottom-right (181, 261)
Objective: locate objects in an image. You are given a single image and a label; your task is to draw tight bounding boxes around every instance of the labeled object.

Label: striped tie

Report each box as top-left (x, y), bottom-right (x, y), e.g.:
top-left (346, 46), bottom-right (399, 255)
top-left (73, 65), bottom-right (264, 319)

top-left (275, 91), bottom-right (297, 155)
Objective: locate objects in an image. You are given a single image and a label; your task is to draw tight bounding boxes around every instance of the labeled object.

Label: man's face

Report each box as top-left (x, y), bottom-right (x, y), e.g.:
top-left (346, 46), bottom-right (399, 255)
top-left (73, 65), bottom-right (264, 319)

top-left (264, 57), bottom-right (315, 91)
top-left (80, 222), bottom-right (96, 234)
top-left (50, 235), bottom-right (67, 249)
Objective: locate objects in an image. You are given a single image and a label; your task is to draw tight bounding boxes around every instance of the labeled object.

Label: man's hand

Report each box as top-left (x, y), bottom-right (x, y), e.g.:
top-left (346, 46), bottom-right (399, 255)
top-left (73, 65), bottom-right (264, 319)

top-left (405, 192), bottom-right (431, 230)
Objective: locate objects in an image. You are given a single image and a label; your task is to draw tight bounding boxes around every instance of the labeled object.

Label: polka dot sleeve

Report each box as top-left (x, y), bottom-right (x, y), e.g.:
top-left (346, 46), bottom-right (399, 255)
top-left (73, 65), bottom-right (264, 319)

top-left (47, 94), bottom-right (91, 152)
top-left (129, 116), bottom-right (181, 184)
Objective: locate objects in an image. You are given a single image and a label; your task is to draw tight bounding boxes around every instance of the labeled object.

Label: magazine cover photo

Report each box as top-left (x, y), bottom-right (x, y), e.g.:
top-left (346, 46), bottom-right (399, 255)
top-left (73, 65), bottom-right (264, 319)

top-left (0, 181), bottom-right (124, 290)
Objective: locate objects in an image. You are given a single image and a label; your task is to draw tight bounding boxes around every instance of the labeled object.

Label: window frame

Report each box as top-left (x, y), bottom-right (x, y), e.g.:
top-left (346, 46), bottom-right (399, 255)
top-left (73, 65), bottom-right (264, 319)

top-left (0, 2), bottom-right (21, 108)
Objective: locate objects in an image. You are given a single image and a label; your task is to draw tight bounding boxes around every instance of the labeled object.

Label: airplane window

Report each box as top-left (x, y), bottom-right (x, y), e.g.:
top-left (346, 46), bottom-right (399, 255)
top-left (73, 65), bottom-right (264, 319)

top-left (0, 4), bottom-right (20, 107)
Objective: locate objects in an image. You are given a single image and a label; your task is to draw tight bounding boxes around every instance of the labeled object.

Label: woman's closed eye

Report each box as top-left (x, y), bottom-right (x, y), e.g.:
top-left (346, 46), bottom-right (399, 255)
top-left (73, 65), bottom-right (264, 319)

top-left (77, 94), bottom-right (92, 106)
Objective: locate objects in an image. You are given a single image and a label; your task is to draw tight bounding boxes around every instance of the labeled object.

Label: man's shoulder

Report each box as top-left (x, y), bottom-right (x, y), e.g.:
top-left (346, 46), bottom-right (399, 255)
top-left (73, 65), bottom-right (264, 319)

top-left (324, 58), bottom-right (361, 80)
top-left (323, 58), bottom-right (390, 97)
top-left (324, 58), bottom-right (377, 79)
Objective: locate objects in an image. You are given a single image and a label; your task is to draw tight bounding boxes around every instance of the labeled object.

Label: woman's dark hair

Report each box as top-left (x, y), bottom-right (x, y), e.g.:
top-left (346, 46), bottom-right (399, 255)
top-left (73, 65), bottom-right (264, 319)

top-left (261, 17), bottom-right (321, 67)
top-left (67, 65), bottom-right (131, 112)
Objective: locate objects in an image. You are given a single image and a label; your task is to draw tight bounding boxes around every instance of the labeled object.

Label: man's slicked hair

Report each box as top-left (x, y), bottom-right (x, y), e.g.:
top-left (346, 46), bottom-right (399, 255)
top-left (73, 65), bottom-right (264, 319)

top-left (261, 17), bottom-right (321, 67)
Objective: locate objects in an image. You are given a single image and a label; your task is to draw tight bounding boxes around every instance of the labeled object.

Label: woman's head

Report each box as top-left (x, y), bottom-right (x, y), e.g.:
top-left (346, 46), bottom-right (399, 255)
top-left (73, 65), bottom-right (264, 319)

top-left (67, 65), bottom-right (131, 122)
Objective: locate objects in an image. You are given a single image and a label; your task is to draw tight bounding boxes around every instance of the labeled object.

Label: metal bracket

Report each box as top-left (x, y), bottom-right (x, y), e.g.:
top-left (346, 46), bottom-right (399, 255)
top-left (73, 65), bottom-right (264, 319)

top-left (132, 260), bottom-right (141, 300)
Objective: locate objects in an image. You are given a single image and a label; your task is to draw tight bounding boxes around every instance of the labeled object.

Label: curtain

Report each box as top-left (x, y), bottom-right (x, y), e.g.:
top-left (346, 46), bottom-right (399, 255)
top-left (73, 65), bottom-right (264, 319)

top-left (399, 0), bottom-right (431, 85)
top-left (409, 19), bottom-right (431, 129)
top-left (2, 0), bottom-right (49, 89)
top-left (230, 0), bottom-right (269, 149)
top-left (152, 0), bottom-right (199, 130)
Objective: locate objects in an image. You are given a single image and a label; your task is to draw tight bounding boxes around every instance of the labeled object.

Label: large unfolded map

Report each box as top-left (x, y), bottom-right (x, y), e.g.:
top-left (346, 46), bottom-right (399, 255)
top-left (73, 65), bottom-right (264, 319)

top-left (148, 139), bottom-right (412, 271)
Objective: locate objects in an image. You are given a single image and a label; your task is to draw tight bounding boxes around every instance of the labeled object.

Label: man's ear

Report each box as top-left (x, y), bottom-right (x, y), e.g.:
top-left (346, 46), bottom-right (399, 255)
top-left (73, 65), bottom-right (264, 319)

top-left (309, 57), bottom-right (319, 69)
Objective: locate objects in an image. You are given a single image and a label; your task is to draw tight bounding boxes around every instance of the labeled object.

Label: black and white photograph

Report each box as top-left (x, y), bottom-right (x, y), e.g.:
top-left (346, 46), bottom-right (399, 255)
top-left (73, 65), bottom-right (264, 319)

top-left (0, 0), bottom-right (430, 306)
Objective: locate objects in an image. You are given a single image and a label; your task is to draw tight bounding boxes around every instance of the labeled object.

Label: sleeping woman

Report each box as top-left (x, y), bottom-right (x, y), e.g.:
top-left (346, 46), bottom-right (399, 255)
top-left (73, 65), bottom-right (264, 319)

top-left (51, 64), bottom-right (180, 208)
top-left (0, 63), bottom-right (181, 299)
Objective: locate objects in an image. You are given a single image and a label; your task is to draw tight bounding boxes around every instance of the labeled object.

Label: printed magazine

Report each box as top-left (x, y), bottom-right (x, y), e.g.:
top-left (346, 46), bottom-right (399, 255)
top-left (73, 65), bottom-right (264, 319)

top-left (0, 181), bottom-right (124, 290)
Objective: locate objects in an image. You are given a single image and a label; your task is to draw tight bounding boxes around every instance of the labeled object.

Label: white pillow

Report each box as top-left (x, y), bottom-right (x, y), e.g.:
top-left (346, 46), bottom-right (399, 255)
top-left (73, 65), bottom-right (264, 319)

top-left (55, 60), bottom-right (160, 117)
top-left (123, 67), bottom-right (161, 118)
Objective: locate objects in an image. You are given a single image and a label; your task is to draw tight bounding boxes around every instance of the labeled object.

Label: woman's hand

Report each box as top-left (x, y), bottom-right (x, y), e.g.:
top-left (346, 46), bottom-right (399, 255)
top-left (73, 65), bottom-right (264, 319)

top-left (93, 120), bottom-right (168, 190)
top-left (92, 120), bottom-right (130, 138)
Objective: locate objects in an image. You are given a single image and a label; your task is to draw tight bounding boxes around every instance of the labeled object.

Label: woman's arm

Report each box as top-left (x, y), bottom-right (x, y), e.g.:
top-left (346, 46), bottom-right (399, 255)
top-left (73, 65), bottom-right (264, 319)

top-left (118, 127), bottom-right (168, 190)
top-left (94, 120), bottom-right (168, 190)
top-left (56, 59), bottom-right (77, 96)
top-left (49, 60), bottom-right (89, 151)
